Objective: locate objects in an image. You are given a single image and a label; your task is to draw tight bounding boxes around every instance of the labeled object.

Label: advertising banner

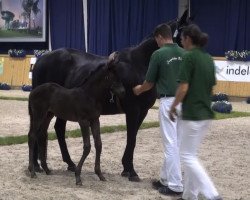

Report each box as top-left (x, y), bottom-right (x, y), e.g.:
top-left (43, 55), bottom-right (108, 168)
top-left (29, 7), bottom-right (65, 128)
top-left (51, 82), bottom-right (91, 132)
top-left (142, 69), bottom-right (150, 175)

top-left (214, 60), bottom-right (250, 82)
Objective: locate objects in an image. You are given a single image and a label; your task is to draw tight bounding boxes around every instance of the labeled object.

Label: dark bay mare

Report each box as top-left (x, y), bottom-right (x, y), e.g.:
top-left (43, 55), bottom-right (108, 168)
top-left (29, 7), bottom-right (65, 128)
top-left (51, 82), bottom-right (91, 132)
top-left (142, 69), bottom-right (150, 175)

top-left (28, 57), bottom-right (125, 185)
top-left (32, 10), bottom-right (191, 182)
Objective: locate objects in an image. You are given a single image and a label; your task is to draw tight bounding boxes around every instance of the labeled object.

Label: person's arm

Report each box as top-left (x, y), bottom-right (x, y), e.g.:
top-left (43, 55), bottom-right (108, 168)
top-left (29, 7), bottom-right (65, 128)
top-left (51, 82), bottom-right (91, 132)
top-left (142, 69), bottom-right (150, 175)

top-left (169, 82), bottom-right (189, 121)
top-left (133, 81), bottom-right (154, 96)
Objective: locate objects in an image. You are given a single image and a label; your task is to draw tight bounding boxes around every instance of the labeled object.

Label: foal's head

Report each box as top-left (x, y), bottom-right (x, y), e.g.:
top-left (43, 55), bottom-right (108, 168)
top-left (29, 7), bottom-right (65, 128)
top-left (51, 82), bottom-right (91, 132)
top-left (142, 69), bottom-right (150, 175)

top-left (102, 52), bottom-right (126, 98)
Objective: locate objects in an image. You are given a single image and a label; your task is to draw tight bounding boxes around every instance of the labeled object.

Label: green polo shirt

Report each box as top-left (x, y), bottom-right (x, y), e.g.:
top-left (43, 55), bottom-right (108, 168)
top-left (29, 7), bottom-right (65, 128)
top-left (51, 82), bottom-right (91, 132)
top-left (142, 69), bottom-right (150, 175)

top-left (145, 43), bottom-right (185, 96)
top-left (178, 48), bottom-right (216, 120)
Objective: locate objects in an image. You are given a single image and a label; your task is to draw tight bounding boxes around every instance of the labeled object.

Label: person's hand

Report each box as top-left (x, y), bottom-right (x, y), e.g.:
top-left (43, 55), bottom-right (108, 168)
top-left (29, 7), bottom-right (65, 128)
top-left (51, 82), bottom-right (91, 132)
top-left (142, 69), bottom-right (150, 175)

top-left (133, 85), bottom-right (141, 96)
top-left (169, 106), bottom-right (177, 121)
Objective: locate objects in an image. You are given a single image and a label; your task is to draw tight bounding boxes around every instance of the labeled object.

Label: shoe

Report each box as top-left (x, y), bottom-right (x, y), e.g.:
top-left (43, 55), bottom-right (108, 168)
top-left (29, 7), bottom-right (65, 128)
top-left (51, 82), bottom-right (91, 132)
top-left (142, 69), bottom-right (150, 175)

top-left (152, 180), bottom-right (165, 190)
top-left (176, 198), bottom-right (185, 200)
top-left (158, 186), bottom-right (182, 196)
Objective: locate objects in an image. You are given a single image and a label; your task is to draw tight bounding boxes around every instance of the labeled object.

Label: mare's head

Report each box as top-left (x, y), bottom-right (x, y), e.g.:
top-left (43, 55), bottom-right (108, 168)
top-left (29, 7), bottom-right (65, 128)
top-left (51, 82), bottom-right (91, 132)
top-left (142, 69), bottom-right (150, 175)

top-left (167, 9), bottom-right (193, 47)
top-left (102, 52), bottom-right (126, 98)
top-left (141, 10), bottom-right (193, 48)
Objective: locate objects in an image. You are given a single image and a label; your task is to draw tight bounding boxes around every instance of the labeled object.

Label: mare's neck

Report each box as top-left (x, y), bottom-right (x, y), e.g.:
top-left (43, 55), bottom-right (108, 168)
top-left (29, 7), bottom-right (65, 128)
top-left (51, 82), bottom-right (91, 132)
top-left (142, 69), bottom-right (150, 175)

top-left (131, 38), bottom-right (158, 72)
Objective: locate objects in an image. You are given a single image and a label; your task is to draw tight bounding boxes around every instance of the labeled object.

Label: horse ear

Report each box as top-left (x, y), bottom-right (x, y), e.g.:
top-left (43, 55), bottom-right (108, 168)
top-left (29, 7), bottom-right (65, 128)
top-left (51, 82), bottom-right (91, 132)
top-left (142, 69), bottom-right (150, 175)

top-left (107, 51), bottom-right (119, 68)
top-left (189, 13), bottom-right (195, 22)
top-left (179, 9), bottom-right (189, 25)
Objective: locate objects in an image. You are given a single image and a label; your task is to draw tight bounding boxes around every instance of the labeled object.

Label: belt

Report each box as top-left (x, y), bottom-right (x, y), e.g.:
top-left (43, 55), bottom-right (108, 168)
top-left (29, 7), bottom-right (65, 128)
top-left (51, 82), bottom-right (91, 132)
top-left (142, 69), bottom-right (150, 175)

top-left (159, 94), bottom-right (175, 98)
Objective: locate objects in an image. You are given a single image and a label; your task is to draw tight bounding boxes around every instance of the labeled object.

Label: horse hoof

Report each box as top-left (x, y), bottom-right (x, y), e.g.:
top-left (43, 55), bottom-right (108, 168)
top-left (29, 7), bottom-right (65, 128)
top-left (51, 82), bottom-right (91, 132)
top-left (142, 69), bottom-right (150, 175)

top-left (67, 165), bottom-right (76, 172)
top-left (129, 176), bottom-right (141, 182)
top-left (121, 171), bottom-right (130, 177)
top-left (99, 176), bottom-right (106, 181)
top-left (76, 180), bottom-right (82, 186)
top-left (34, 166), bottom-right (43, 173)
top-left (30, 173), bottom-right (37, 178)
top-left (45, 170), bottom-right (51, 175)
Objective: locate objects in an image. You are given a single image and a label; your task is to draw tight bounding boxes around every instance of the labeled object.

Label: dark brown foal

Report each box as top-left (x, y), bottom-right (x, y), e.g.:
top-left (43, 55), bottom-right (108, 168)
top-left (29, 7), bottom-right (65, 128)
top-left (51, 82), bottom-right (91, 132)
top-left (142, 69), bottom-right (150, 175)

top-left (28, 57), bottom-right (124, 185)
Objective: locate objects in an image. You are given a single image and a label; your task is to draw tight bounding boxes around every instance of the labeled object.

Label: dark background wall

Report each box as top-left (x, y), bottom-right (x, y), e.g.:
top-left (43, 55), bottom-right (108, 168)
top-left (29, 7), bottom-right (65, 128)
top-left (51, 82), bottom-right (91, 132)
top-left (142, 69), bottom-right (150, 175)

top-left (87, 0), bottom-right (178, 55)
top-left (190, 0), bottom-right (250, 56)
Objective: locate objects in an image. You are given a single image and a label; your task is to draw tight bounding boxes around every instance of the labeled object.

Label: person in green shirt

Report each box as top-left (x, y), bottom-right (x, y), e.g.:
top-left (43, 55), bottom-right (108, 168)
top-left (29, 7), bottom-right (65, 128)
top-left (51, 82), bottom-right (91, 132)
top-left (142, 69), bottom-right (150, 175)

top-left (170, 24), bottom-right (222, 200)
top-left (133, 24), bottom-right (184, 196)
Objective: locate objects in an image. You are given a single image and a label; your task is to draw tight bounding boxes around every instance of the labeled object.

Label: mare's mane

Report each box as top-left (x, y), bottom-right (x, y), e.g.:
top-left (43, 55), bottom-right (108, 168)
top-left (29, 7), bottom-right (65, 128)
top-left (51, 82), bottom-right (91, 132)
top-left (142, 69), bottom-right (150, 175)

top-left (117, 37), bottom-right (157, 62)
top-left (112, 9), bottom-right (191, 64)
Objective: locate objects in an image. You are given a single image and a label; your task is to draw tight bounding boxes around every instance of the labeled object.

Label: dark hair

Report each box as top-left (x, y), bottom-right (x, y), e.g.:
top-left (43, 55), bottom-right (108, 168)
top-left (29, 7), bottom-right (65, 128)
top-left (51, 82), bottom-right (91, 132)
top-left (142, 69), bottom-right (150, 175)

top-left (153, 23), bottom-right (172, 39)
top-left (182, 24), bottom-right (208, 47)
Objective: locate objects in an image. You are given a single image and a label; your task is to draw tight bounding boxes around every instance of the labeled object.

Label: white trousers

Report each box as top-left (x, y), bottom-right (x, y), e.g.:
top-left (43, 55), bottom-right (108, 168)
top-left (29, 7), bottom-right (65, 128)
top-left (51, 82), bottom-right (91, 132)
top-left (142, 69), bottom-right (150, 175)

top-left (180, 120), bottom-right (219, 200)
top-left (158, 97), bottom-right (183, 192)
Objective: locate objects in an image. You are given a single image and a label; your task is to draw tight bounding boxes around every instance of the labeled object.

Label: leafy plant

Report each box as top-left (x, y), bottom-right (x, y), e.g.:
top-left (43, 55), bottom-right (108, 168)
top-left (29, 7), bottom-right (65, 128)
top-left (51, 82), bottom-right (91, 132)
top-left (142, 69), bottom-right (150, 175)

top-left (225, 50), bottom-right (250, 61)
top-left (33, 49), bottom-right (50, 58)
top-left (8, 49), bottom-right (26, 58)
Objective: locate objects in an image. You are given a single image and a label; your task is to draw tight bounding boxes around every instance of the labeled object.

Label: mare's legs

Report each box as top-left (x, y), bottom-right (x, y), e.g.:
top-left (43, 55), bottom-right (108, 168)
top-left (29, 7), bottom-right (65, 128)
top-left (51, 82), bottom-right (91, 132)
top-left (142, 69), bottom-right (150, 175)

top-left (75, 121), bottom-right (91, 185)
top-left (121, 108), bottom-right (148, 182)
top-left (90, 118), bottom-right (105, 181)
top-left (54, 118), bottom-right (76, 171)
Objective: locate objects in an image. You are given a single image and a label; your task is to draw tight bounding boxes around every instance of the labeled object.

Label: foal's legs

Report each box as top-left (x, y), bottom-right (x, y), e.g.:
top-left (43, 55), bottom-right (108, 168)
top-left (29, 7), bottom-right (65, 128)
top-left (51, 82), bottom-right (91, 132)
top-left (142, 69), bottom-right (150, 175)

top-left (75, 121), bottom-right (91, 185)
top-left (28, 112), bottom-right (45, 178)
top-left (37, 130), bottom-right (50, 175)
top-left (54, 118), bottom-right (76, 171)
top-left (33, 144), bottom-right (42, 172)
top-left (90, 118), bottom-right (106, 181)
top-left (28, 128), bottom-right (37, 178)
top-left (38, 114), bottom-right (54, 175)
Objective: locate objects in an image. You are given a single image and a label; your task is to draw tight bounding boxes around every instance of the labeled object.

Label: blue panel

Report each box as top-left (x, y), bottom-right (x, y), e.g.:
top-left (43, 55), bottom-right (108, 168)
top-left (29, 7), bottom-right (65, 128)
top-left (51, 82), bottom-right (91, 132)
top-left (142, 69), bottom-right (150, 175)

top-left (88, 0), bottom-right (178, 56)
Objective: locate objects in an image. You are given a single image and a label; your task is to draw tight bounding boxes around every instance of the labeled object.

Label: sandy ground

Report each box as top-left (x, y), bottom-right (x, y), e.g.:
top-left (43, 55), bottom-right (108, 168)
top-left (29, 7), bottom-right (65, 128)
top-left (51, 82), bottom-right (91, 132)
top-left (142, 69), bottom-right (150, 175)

top-left (0, 99), bottom-right (158, 137)
top-left (0, 90), bottom-right (249, 200)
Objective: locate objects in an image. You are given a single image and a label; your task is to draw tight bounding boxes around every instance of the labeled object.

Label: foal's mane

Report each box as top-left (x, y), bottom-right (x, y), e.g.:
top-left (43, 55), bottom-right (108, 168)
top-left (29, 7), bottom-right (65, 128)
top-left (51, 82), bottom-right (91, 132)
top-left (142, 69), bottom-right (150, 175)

top-left (75, 63), bottom-right (106, 88)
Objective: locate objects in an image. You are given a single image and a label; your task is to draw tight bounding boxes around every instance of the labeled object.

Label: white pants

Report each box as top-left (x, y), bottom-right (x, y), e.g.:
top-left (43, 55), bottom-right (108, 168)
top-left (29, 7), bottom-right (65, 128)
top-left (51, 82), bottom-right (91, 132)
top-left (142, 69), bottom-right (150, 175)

top-left (180, 120), bottom-right (219, 200)
top-left (158, 97), bottom-right (183, 192)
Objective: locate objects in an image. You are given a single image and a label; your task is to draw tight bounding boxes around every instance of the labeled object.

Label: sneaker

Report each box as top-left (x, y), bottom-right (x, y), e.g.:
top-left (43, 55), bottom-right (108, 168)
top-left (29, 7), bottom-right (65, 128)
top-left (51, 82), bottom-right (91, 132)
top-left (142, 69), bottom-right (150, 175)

top-left (152, 180), bottom-right (165, 190)
top-left (158, 186), bottom-right (182, 196)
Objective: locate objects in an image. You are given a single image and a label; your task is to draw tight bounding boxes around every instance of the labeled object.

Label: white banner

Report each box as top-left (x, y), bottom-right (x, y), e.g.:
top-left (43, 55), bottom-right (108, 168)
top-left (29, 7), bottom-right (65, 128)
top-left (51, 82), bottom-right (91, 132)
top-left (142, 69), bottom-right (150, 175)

top-left (29, 57), bottom-right (37, 79)
top-left (214, 60), bottom-right (250, 82)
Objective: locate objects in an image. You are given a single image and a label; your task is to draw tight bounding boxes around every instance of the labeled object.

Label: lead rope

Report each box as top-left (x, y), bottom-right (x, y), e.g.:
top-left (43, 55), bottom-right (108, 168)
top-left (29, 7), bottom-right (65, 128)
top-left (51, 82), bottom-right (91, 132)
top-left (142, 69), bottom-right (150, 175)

top-left (109, 91), bottom-right (114, 103)
top-left (109, 90), bottom-right (124, 113)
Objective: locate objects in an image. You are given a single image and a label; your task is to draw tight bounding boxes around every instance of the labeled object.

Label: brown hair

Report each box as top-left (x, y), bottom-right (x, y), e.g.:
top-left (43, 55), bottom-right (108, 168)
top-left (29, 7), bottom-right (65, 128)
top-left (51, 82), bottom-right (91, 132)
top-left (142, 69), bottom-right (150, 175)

top-left (182, 24), bottom-right (208, 47)
top-left (153, 23), bottom-right (172, 39)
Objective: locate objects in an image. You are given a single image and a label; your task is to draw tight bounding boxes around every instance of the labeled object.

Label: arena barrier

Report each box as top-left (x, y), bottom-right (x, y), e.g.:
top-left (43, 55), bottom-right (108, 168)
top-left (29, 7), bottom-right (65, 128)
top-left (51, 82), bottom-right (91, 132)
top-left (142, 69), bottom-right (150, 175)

top-left (213, 57), bottom-right (250, 97)
top-left (0, 55), bottom-right (249, 97)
